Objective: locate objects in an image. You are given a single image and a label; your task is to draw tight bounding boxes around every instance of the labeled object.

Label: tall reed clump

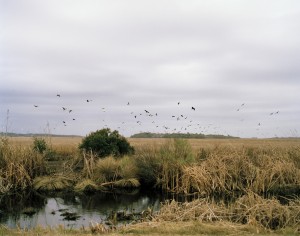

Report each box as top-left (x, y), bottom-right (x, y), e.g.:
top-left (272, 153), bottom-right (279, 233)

top-left (180, 144), bottom-right (300, 195)
top-left (81, 150), bottom-right (140, 189)
top-left (134, 139), bottom-right (195, 192)
top-left (0, 137), bottom-right (46, 193)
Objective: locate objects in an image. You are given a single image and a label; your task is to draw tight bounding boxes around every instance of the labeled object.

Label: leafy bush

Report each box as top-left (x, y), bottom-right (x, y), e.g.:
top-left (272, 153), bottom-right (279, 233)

top-left (79, 128), bottom-right (134, 158)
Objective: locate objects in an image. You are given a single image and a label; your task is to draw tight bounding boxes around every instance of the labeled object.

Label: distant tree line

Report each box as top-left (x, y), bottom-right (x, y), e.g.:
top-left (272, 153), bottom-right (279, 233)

top-left (130, 132), bottom-right (239, 139)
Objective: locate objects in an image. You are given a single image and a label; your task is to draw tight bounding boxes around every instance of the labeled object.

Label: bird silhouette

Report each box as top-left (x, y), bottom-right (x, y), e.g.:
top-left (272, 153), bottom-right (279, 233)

top-left (69, 110), bottom-right (72, 113)
top-left (34, 105), bottom-right (38, 108)
top-left (56, 94), bottom-right (61, 97)
top-left (87, 99), bottom-right (92, 102)
top-left (127, 102), bottom-right (130, 105)
top-left (178, 102), bottom-right (180, 105)
top-left (62, 107), bottom-right (67, 111)
top-left (192, 107), bottom-right (195, 111)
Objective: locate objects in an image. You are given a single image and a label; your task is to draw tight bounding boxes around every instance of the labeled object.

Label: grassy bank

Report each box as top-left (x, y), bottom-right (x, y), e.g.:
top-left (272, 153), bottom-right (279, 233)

top-left (1, 136), bottom-right (300, 195)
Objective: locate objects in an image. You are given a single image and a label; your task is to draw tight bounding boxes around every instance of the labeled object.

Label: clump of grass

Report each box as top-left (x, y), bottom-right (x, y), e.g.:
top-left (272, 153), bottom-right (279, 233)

top-left (155, 198), bottom-right (226, 222)
top-left (93, 156), bottom-right (120, 183)
top-left (134, 139), bottom-right (195, 192)
top-left (134, 145), bottom-right (162, 186)
top-left (33, 175), bottom-right (74, 192)
top-left (89, 222), bottom-right (110, 234)
top-left (179, 145), bottom-right (300, 195)
top-left (112, 178), bottom-right (141, 188)
top-left (0, 137), bottom-right (46, 192)
top-left (232, 192), bottom-right (297, 230)
top-left (154, 192), bottom-right (300, 231)
top-left (74, 179), bottom-right (100, 193)
top-left (181, 154), bottom-right (258, 195)
top-left (119, 155), bottom-right (139, 179)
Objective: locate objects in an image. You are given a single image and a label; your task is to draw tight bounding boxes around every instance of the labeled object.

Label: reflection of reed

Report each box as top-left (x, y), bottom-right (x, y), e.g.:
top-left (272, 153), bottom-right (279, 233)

top-left (0, 190), bottom-right (163, 230)
top-left (0, 191), bottom-right (46, 212)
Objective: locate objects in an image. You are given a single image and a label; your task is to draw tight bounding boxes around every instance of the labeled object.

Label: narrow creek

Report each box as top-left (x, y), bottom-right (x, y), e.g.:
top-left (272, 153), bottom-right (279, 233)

top-left (0, 189), bottom-right (169, 229)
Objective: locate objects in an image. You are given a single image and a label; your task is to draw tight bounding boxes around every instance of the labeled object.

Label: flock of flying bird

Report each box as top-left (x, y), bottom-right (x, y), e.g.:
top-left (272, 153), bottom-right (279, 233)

top-left (32, 93), bottom-right (282, 136)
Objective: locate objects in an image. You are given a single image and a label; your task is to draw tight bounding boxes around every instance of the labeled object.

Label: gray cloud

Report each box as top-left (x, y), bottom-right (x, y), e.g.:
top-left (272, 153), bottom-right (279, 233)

top-left (1, 0), bottom-right (300, 138)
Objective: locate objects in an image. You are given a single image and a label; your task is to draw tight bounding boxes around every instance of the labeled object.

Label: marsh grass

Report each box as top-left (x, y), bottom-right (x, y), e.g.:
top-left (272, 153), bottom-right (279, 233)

top-left (156, 140), bottom-right (300, 195)
top-left (33, 174), bottom-right (75, 192)
top-left (232, 192), bottom-right (299, 230)
top-left (1, 136), bottom-right (299, 197)
top-left (154, 192), bottom-right (300, 231)
top-left (134, 139), bottom-right (195, 192)
top-left (0, 137), bottom-right (46, 193)
top-left (74, 179), bottom-right (100, 193)
top-left (93, 156), bottom-right (120, 183)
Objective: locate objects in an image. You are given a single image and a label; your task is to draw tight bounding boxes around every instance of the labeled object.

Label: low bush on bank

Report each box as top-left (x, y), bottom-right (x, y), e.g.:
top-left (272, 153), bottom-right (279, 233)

top-left (79, 128), bottom-right (134, 158)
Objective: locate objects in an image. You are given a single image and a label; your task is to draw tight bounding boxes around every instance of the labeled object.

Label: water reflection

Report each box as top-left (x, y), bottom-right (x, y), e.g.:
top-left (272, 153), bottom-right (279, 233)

top-left (0, 189), bottom-right (162, 229)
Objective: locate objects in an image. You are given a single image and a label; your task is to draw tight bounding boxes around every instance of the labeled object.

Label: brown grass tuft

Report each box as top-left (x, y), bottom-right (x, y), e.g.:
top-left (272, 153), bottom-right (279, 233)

top-left (33, 174), bottom-right (74, 192)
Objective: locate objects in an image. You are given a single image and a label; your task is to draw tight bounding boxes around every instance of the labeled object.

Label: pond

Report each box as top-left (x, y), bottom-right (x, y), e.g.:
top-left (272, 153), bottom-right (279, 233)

top-left (0, 189), bottom-right (171, 229)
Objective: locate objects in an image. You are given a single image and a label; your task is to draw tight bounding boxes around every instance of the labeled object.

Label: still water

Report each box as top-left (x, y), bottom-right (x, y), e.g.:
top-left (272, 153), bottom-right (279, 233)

top-left (0, 189), bottom-right (169, 229)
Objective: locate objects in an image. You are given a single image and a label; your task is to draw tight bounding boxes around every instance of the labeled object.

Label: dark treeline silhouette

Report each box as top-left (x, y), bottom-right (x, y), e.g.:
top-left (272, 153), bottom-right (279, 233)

top-left (130, 132), bottom-right (239, 139)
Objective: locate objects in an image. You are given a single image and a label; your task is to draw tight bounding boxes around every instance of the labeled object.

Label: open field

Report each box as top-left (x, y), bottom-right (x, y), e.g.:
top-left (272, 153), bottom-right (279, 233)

top-left (8, 135), bottom-right (300, 150)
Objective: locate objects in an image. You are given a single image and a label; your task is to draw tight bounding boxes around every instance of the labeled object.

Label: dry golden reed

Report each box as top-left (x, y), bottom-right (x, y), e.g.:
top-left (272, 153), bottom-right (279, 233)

top-left (33, 174), bottom-right (75, 192)
top-left (155, 191), bottom-right (300, 230)
top-left (0, 137), bottom-right (46, 193)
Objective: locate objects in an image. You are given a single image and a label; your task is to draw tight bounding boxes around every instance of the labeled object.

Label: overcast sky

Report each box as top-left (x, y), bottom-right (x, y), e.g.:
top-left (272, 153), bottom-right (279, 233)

top-left (1, 0), bottom-right (300, 138)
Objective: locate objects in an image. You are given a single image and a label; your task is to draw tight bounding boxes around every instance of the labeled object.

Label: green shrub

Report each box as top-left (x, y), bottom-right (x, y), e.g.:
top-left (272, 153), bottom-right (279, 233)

top-left (79, 128), bottom-right (134, 158)
top-left (32, 137), bottom-right (48, 154)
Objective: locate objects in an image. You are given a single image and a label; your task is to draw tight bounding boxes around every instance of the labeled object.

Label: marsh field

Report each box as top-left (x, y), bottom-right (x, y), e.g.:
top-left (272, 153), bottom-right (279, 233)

top-left (0, 136), bottom-right (300, 235)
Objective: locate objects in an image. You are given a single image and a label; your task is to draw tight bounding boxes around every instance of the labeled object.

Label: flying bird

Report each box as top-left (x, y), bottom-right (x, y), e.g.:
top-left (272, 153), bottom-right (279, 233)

top-left (178, 102), bottom-right (180, 105)
top-left (127, 102), bottom-right (130, 105)
top-left (86, 99), bottom-right (92, 102)
top-left (69, 110), bottom-right (72, 113)
top-left (192, 107), bottom-right (195, 111)
top-left (62, 107), bottom-right (67, 111)
top-left (34, 105), bottom-right (38, 108)
top-left (56, 94), bottom-right (61, 97)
